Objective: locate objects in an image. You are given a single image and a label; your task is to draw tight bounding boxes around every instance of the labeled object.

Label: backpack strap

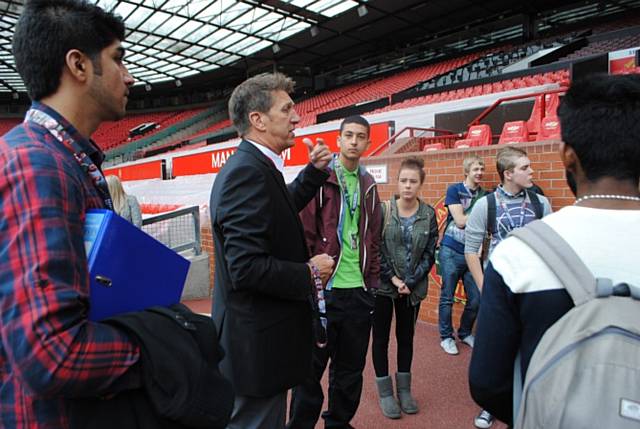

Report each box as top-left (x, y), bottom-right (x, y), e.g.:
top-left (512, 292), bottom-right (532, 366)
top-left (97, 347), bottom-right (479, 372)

top-left (486, 192), bottom-right (496, 236)
top-left (509, 220), bottom-right (595, 306)
top-left (381, 200), bottom-right (391, 238)
top-left (525, 188), bottom-right (544, 219)
top-left (480, 193), bottom-right (496, 263)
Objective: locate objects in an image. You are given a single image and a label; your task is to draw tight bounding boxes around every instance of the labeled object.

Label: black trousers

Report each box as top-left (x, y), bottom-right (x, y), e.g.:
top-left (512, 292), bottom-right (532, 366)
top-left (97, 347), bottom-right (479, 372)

top-left (371, 294), bottom-right (420, 377)
top-left (287, 288), bottom-right (374, 429)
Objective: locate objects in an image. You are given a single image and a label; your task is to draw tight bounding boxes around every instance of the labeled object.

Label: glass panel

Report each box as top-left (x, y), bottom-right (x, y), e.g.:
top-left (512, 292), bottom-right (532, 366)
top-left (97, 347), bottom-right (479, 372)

top-left (126, 6), bottom-right (155, 29)
top-left (217, 2), bottom-right (252, 26)
top-left (321, 2), bottom-right (357, 17)
top-left (213, 32), bottom-right (244, 49)
top-left (240, 39), bottom-right (271, 56)
top-left (155, 16), bottom-right (187, 36)
top-left (184, 24), bottom-right (217, 44)
top-left (157, 63), bottom-right (181, 73)
top-left (288, 0), bottom-right (316, 7)
top-left (170, 19), bottom-right (202, 39)
top-left (180, 45), bottom-right (205, 57)
top-left (218, 54), bottom-right (241, 65)
top-left (138, 34), bottom-right (162, 46)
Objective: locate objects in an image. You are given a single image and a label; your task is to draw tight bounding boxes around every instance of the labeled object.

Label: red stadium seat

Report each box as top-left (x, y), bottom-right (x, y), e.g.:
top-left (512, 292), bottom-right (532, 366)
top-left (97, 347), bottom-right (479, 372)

top-left (537, 116), bottom-right (562, 141)
top-left (424, 143), bottom-right (445, 151)
top-left (498, 121), bottom-right (529, 144)
top-left (544, 93), bottom-right (560, 117)
top-left (454, 139), bottom-right (477, 149)
top-left (527, 95), bottom-right (544, 135)
top-left (527, 93), bottom-right (561, 136)
top-left (465, 124), bottom-right (492, 146)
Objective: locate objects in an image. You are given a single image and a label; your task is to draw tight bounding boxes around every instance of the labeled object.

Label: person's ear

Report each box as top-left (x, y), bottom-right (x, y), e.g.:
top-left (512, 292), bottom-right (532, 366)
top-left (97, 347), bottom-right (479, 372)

top-left (248, 111), bottom-right (266, 132)
top-left (503, 168), bottom-right (513, 182)
top-left (64, 49), bottom-right (91, 83)
top-left (559, 142), bottom-right (578, 175)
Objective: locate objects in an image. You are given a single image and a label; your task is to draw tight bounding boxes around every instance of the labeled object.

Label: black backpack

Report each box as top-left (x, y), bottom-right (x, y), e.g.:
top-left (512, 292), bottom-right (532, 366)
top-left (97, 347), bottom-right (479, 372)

top-left (481, 189), bottom-right (543, 262)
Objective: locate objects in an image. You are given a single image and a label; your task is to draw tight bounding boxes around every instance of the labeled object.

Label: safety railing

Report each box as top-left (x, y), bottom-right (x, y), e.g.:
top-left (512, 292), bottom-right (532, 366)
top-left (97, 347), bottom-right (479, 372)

top-left (469, 87), bottom-right (567, 127)
top-left (142, 205), bottom-right (201, 255)
top-left (368, 126), bottom-right (455, 156)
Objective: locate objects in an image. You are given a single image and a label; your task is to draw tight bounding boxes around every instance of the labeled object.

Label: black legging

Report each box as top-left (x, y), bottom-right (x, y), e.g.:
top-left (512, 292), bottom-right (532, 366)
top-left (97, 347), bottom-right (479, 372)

top-left (371, 294), bottom-right (420, 377)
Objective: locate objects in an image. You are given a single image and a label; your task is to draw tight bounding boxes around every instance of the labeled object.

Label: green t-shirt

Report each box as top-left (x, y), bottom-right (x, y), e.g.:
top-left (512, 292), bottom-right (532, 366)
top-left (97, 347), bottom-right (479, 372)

top-left (332, 162), bottom-right (365, 289)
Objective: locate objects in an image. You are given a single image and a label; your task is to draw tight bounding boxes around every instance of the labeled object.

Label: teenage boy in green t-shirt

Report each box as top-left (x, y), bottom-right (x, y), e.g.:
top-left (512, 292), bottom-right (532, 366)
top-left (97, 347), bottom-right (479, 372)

top-left (289, 115), bottom-right (382, 429)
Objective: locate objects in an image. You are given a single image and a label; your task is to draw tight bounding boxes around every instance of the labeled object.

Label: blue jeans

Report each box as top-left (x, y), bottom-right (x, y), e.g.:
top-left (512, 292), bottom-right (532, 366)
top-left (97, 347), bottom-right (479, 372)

top-left (437, 245), bottom-right (480, 340)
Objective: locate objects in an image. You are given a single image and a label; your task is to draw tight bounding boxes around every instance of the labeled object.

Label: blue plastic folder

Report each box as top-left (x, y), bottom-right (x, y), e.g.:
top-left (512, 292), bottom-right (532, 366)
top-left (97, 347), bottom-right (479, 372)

top-left (84, 209), bottom-right (190, 321)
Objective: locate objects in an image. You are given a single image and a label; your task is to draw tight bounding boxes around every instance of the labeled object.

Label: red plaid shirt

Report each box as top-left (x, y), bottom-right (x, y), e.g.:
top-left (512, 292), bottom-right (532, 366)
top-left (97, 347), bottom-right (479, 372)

top-left (0, 103), bottom-right (140, 428)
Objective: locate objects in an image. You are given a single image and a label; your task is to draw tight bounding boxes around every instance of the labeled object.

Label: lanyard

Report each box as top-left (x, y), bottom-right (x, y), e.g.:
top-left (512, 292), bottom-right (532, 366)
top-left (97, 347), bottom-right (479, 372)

top-left (309, 264), bottom-right (327, 348)
top-left (25, 108), bottom-right (113, 210)
top-left (496, 191), bottom-right (528, 230)
top-left (335, 161), bottom-right (360, 218)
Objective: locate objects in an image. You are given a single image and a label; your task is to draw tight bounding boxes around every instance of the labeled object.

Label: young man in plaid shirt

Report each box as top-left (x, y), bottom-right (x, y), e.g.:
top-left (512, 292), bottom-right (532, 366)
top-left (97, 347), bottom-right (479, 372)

top-left (0, 1), bottom-right (138, 427)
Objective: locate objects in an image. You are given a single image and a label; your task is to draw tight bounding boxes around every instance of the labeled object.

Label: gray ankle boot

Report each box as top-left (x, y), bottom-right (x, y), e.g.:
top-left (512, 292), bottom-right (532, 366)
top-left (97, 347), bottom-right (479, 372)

top-left (395, 372), bottom-right (418, 414)
top-left (375, 376), bottom-right (401, 419)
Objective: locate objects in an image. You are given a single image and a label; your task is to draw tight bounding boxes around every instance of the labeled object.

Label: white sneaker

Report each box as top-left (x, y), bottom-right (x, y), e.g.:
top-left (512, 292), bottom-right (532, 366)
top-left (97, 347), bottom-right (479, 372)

top-left (461, 334), bottom-right (475, 348)
top-left (474, 410), bottom-right (494, 428)
top-left (440, 338), bottom-right (459, 355)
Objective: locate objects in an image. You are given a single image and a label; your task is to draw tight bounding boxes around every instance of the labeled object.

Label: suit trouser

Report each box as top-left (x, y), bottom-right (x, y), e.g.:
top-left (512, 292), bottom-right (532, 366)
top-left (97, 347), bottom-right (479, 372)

top-left (287, 288), bottom-right (374, 429)
top-left (227, 391), bottom-right (287, 429)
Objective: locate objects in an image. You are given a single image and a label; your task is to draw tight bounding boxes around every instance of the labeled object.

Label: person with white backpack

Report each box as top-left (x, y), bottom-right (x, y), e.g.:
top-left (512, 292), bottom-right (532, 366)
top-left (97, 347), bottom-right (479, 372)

top-left (468, 73), bottom-right (640, 428)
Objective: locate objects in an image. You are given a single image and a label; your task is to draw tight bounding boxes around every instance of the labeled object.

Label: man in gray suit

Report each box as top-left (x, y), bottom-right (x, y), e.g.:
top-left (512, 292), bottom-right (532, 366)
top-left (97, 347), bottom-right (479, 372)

top-left (210, 72), bottom-right (334, 429)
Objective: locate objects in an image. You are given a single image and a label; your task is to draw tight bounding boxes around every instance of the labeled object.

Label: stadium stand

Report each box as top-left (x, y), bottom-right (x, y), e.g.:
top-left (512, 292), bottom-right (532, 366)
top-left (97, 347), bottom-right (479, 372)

top-left (92, 107), bottom-right (206, 150)
top-left (0, 118), bottom-right (20, 135)
top-left (561, 33), bottom-right (640, 61)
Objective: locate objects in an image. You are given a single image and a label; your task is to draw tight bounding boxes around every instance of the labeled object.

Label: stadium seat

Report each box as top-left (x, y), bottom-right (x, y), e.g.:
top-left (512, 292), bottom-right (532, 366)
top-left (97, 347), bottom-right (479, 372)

top-left (527, 95), bottom-right (544, 135)
top-left (465, 124), bottom-right (492, 146)
top-left (424, 143), bottom-right (445, 151)
top-left (454, 139), bottom-right (479, 149)
top-left (537, 116), bottom-right (562, 141)
top-left (498, 121), bottom-right (529, 144)
top-left (544, 93), bottom-right (560, 117)
top-left (527, 93), bottom-right (561, 136)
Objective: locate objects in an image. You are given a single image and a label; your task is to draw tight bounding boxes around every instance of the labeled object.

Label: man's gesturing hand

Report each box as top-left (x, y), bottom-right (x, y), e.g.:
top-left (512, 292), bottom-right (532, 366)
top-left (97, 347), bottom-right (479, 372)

top-left (303, 137), bottom-right (332, 170)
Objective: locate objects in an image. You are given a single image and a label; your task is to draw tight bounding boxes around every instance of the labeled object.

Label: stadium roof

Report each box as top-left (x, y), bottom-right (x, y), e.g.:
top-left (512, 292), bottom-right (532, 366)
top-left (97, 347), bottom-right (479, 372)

top-left (1, 0), bottom-right (640, 99)
top-left (0, 0), bottom-right (360, 93)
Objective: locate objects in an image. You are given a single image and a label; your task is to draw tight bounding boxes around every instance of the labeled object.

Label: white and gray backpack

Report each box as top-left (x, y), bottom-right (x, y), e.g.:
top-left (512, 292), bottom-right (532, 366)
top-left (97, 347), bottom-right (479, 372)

top-left (510, 220), bottom-right (640, 429)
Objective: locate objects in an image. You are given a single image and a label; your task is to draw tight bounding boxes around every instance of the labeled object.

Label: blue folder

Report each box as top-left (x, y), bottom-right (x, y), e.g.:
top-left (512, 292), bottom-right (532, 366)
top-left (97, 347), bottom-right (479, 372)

top-left (84, 209), bottom-right (190, 321)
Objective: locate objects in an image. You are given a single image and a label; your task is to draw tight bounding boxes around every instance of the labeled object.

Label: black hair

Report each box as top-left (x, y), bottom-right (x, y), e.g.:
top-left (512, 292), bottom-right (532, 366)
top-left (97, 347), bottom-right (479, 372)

top-left (558, 74), bottom-right (640, 183)
top-left (340, 115), bottom-right (370, 136)
top-left (13, 0), bottom-right (126, 100)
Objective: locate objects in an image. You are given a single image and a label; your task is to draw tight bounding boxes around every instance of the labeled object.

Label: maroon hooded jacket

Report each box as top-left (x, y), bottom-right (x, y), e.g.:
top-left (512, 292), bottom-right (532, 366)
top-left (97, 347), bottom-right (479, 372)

top-left (299, 161), bottom-right (381, 290)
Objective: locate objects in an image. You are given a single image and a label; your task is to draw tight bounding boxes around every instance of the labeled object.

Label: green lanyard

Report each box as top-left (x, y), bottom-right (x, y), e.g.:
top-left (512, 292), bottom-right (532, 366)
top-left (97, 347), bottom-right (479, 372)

top-left (335, 161), bottom-right (360, 218)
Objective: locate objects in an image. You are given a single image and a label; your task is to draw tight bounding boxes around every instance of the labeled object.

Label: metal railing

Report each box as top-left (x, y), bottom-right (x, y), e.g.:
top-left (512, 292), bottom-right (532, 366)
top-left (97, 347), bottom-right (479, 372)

top-left (368, 126), bottom-right (455, 156)
top-left (468, 87), bottom-right (568, 127)
top-left (142, 205), bottom-right (201, 255)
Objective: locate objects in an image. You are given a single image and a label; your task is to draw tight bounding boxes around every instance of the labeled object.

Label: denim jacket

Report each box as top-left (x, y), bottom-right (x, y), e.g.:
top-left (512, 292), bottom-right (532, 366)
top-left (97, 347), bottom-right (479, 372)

top-left (379, 197), bottom-right (438, 306)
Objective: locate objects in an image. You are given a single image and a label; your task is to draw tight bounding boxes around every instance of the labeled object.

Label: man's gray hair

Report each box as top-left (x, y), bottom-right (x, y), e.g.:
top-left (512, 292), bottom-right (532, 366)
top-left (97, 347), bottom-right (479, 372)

top-left (228, 72), bottom-right (295, 137)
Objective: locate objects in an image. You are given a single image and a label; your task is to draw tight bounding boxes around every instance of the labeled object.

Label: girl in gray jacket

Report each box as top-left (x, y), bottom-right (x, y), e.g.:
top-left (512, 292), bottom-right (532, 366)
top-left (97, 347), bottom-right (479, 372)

top-left (372, 156), bottom-right (438, 419)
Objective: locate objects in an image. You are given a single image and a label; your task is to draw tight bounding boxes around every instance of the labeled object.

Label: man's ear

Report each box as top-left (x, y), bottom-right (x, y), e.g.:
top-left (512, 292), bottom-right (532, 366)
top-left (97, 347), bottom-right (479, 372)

top-left (64, 49), bottom-right (91, 83)
top-left (248, 111), bottom-right (266, 132)
top-left (503, 168), bottom-right (513, 182)
top-left (559, 141), bottom-right (578, 175)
